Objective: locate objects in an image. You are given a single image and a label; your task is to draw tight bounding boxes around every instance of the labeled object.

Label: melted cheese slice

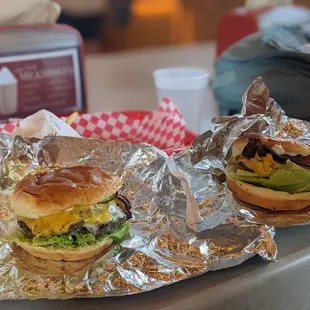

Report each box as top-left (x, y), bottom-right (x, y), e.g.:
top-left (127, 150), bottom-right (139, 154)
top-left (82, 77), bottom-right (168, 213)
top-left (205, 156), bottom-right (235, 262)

top-left (18, 201), bottom-right (115, 237)
top-left (239, 153), bottom-right (281, 176)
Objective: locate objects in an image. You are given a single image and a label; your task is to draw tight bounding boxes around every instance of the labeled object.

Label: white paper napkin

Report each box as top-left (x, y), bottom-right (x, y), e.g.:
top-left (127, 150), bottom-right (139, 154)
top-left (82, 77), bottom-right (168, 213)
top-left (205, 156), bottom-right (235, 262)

top-left (13, 109), bottom-right (80, 139)
top-left (0, 0), bottom-right (61, 25)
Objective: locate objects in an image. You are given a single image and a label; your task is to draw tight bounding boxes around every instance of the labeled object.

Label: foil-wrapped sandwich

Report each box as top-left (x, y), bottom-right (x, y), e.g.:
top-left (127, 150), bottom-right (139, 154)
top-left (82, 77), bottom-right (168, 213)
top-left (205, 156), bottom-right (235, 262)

top-left (9, 166), bottom-right (132, 261)
top-left (0, 87), bottom-right (278, 299)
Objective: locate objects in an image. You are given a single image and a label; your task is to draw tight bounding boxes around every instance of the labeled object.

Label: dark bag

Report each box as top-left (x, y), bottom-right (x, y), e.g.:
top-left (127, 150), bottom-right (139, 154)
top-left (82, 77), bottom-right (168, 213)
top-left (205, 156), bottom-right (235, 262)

top-left (212, 23), bottom-right (310, 120)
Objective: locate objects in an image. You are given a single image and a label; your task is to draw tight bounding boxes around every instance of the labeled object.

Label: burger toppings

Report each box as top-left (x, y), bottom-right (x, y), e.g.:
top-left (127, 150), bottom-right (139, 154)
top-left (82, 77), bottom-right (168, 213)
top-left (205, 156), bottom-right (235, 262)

top-left (115, 194), bottom-right (132, 220)
top-left (236, 138), bottom-right (282, 176)
top-left (30, 222), bottom-right (130, 248)
top-left (17, 220), bottom-right (33, 237)
top-left (237, 153), bottom-right (280, 176)
top-left (241, 137), bottom-right (310, 166)
top-left (227, 137), bottom-right (310, 194)
top-left (16, 192), bottom-right (132, 247)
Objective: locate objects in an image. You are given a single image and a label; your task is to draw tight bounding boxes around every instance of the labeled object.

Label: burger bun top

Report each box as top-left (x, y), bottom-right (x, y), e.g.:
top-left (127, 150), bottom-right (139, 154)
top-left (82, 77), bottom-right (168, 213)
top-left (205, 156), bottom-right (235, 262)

top-left (231, 133), bottom-right (310, 158)
top-left (11, 166), bottom-right (122, 218)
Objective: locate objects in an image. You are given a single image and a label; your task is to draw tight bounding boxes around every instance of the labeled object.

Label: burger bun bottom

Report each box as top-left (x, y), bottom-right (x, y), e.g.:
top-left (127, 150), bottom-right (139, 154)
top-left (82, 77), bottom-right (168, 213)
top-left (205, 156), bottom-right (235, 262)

top-left (11, 243), bottom-right (114, 277)
top-left (226, 174), bottom-right (310, 211)
top-left (14, 238), bottom-right (113, 261)
top-left (233, 195), bottom-right (310, 227)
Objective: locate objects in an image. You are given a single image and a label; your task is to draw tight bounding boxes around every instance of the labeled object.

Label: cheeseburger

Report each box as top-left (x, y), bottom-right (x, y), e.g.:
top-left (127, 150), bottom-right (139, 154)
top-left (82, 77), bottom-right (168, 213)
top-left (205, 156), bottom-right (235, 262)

top-left (10, 166), bottom-right (131, 261)
top-left (225, 134), bottom-right (310, 211)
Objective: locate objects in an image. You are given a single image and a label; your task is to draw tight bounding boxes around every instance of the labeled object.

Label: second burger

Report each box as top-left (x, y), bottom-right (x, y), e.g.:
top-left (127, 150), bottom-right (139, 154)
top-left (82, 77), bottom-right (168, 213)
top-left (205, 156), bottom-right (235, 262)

top-left (225, 134), bottom-right (310, 211)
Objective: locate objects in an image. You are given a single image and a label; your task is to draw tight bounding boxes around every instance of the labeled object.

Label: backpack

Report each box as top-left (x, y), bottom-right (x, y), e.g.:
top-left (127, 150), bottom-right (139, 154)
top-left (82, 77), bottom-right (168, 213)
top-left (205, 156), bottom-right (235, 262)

top-left (212, 24), bottom-right (310, 120)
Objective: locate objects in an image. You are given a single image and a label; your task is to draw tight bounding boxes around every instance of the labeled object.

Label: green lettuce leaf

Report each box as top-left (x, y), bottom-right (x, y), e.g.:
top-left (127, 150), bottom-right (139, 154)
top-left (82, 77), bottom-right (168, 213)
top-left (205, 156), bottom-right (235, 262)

top-left (263, 162), bottom-right (310, 193)
top-left (32, 233), bottom-right (96, 247)
top-left (233, 175), bottom-right (267, 185)
top-left (228, 161), bottom-right (310, 194)
top-left (29, 223), bottom-right (130, 248)
top-left (236, 169), bottom-right (264, 178)
top-left (227, 168), bottom-right (268, 186)
top-left (98, 222), bottom-right (130, 243)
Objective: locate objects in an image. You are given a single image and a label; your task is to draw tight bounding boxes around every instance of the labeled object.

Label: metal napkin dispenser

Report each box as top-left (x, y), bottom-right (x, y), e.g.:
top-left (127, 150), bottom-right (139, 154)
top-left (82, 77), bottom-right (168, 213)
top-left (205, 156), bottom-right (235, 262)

top-left (0, 24), bottom-right (87, 121)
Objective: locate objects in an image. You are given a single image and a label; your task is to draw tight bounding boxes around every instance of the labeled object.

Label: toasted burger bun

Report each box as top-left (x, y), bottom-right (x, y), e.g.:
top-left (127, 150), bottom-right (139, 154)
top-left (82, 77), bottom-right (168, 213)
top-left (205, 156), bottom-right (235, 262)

top-left (226, 173), bottom-right (310, 211)
top-left (12, 242), bottom-right (113, 276)
top-left (11, 166), bottom-right (122, 218)
top-left (233, 196), bottom-right (310, 227)
top-left (14, 238), bottom-right (113, 261)
top-left (232, 133), bottom-right (310, 157)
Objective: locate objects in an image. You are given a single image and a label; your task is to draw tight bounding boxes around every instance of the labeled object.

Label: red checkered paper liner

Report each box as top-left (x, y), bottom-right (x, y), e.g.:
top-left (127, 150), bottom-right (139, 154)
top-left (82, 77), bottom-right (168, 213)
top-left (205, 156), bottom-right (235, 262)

top-left (0, 98), bottom-right (187, 150)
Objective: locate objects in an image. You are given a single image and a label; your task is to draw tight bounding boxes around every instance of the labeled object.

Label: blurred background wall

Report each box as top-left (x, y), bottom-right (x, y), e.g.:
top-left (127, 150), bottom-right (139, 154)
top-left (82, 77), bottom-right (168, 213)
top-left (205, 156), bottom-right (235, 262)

top-left (56, 0), bottom-right (310, 53)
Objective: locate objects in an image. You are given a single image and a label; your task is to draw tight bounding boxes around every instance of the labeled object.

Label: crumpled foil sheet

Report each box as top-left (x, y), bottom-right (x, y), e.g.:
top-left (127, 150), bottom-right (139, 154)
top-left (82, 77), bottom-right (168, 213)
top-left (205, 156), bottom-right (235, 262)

top-left (185, 76), bottom-right (310, 230)
top-left (0, 118), bottom-right (276, 299)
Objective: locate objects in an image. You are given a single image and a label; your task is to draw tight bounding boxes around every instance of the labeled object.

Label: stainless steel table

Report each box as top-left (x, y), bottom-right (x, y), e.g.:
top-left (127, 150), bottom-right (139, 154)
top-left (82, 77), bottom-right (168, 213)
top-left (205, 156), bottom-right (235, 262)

top-left (2, 226), bottom-right (310, 310)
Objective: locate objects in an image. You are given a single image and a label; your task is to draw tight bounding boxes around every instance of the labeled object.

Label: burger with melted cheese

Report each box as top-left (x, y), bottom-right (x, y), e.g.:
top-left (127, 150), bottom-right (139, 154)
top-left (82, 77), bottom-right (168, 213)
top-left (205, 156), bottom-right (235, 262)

top-left (225, 134), bottom-right (310, 211)
top-left (10, 166), bottom-right (131, 261)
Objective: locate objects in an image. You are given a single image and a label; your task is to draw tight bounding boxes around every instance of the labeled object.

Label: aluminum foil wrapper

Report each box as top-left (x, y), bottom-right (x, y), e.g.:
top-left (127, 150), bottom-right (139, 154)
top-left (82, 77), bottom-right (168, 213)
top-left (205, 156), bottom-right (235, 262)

top-left (183, 76), bottom-right (310, 230)
top-left (0, 114), bottom-right (276, 299)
